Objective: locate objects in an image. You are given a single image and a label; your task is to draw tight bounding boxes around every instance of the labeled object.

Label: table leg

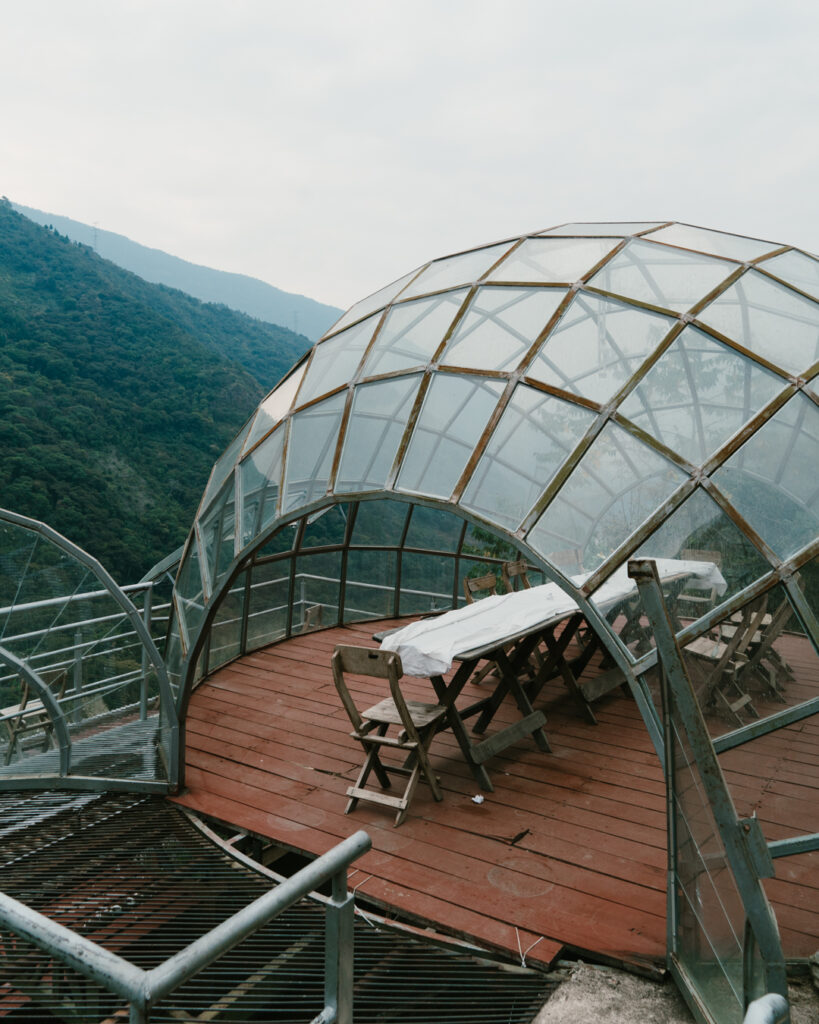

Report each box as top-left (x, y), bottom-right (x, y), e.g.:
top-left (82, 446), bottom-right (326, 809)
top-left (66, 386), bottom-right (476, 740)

top-left (430, 668), bottom-right (494, 792)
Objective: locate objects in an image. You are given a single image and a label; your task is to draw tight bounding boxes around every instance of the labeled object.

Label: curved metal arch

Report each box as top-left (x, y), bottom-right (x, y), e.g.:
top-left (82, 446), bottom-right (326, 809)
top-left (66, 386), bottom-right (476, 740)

top-left (0, 644), bottom-right (71, 775)
top-left (0, 507), bottom-right (179, 736)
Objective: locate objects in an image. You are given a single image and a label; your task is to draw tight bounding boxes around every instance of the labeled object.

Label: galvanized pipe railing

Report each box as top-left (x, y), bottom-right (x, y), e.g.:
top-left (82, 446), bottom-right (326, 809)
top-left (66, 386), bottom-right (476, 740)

top-left (0, 829), bottom-right (372, 1024)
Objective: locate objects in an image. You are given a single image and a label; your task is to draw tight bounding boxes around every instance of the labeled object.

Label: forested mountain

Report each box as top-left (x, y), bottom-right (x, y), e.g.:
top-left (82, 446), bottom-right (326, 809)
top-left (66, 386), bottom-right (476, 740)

top-left (0, 200), bottom-right (310, 582)
top-left (14, 203), bottom-right (343, 342)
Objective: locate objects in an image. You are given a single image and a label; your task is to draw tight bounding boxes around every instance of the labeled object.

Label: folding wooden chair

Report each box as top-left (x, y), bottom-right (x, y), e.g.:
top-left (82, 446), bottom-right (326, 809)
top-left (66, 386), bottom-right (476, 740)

top-left (463, 572), bottom-right (498, 604)
top-left (501, 559), bottom-right (531, 593)
top-left (332, 645), bottom-right (446, 826)
top-left (677, 549), bottom-right (722, 621)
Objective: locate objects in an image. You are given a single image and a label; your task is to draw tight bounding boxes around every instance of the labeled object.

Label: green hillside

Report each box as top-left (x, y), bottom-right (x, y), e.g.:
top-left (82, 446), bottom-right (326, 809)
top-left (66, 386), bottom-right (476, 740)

top-left (0, 199), bottom-right (310, 581)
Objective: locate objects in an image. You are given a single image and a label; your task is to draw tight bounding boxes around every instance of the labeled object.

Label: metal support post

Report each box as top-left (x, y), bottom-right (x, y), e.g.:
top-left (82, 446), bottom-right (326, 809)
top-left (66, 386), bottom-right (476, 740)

top-left (323, 866), bottom-right (355, 1024)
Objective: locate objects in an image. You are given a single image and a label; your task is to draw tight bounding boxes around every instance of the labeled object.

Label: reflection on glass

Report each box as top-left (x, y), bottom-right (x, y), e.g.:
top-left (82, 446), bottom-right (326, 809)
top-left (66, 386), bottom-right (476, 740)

top-left (295, 314), bottom-right (379, 407)
top-left (281, 393), bottom-right (346, 514)
top-left (619, 327), bottom-right (784, 466)
top-left (488, 237), bottom-right (618, 283)
top-left (461, 385), bottom-right (595, 529)
top-left (759, 249), bottom-right (819, 302)
top-left (440, 287), bottom-right (565, 371)
top-left (527, 292), bottom-right (675, 404)
top-left (175, 543), bottom-right (206, 646)
top-left (240, 426), bottom-right (285, 548)
top-left (199, 483), bottom-right (236, 594)
top-left (399, 243), bottom-right (514, 299)
top-left (713, 392), bottom-right (819, 559)
top-left (244, 363), bottom-right (307, 453)
top-left (527, 422), bottom-right (687, 574)
top-left (336, 375), bottom-right (421, 492)
top-left (361, 291), bottom-right (468, 377)
top-left (698, 269), bottom-right (819, 375)
top-left (396, 375), bottom-right (504, 498)
top-left (645, 224), bottom-right (776, 262)
top-left (200, 419), bottom-right (251, 515)
top-left (588, 238), bottom-right (735, 313)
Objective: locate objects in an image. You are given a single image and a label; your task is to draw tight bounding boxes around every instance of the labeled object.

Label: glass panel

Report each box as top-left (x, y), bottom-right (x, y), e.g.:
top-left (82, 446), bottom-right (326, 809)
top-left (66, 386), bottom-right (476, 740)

top-left (439, 286), bottom-right (565, 371)
top-left (396, 375), bottom-right (504, 499)
top-left (246, 559), bottom-right (291, 651)
top-left (335, 374), bottom-right (421, 492)
top-left (200, 420), bottom-right (250, 515)
top-left (540, 222), bottom-right (664, 236)
top-left (240, 426), bottom-right (285, 548)
top-left (645, 224), bottom-right (777, 262)
top-left (527, 422), bottom-right (687, 575)
top-left (461, 522), bottom-right (521, 565)
top-left (252, 523), bottom-right (294, 560)
top-left (293, 551), bottom-right (342, 632)
top-left (344, 549), bottom-right (398, 621)
top-left (324, 268), bottom-right (418, 337)
top-left (588, 238), bottom-right (735, 313)
top-left (199, 480), bottom-right (236, 594)
top-left (300, 503), bottom-right (349, 548)
top-left (404, 505), bottom-right (464, 552)
top-left (208, 578), bottom-right (245, 671)
top-left (461, 385), bottom-right (596, 529)
top-left (759, 249), bottom-right (819, 302)
top-left (295, 314), bottom-right (379, 407)
top-left (619, 327), bottom-right (785, 466)
top-left (350, 499), bottom-right (410, 547)
top-left (399, 243), bottom-right (514, 299)
top-left (175, 543), bottom-right (206, 649)
top-left (713, 392), bottom-right (819, 559)
top-left (527, 292), bottom-right (676, 404)
top-left (244, 362), bottom-right (307, 453)
top-left (487, 237), bottom-right (619, 283)
top-left (399, 552), bottom-right (456, 616)
top-left (698, 269), bottom-right (819, 375)
top-left (281, 392), bottom-right (346, 514)
top-left (360, 290), bottom-right (467, 378)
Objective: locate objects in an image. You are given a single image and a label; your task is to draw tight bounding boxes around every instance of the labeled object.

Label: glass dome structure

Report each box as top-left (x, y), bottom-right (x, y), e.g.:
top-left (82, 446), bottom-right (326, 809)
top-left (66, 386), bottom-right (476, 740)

top-left (167, 220), bottom-right (819, 749)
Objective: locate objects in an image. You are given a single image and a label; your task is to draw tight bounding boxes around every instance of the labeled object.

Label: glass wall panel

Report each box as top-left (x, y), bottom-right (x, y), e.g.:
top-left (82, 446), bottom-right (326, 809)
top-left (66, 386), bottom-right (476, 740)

top-left (240, 426), bottom-right (285, 547)
top-left (759, 249), bottom-right (819, 302)
top-left (252, 524), bottom-right (294, 561)
top-left (350, 499), bottom-right (410, 547)
top-left (713, 392), bottom-right (819, 559)
top-left (461, 385), bottom-right (595, 529)
top-left (541, 222), bottom-right (663, 236)
top-left (207, 579), bottom-right (245, 671)
top-left (404, 505), bottom-right (464, 552)
top-left (588, 239), bottom-right (735, 313)
top-left (281, 392), bottom-right (346, 514)
top-left (326, 268), bottom-right (419, 337)
top-left (487, 237), bottom-right (618, 283)
top-left (645, 224), bottom-right (776, 262)
top-left (335, 375), bottom-right (421, 492)
top-left (361, 291), bottom-right (468, 377)
top-left (526, 293), bottom-right (675, 404)
top-left (295, 314), bottom-right (379, 407)
top-left (619, 327), bottom-right (784, 466)
top-left (439, 287), bottom-right (565, 371)
top-left (199, 481), bottom-right (236, 594)
top-left (345, 549), bottom-right (397, 621)
top-left (698, 269), bottom-right (819, 375)
top-left (246, 560), bottom-right (290, 651)
top-left (399, 243), bottom-right (513, 299)
top-left (175, 543), bottom-right (206, 650)
top-left (399, 553), bottom-right (456, 616)
top-left (396, 375), bottom-right (504, 499)
top-left (293, 551), bottom-right (342, 633)
top-left (301, 503), bottom-right (349, 548)
top-left (527, 422), bottom-right (687, 574)
top-left (244, 363), bottom-right (306, 453)
top-left (200, 420), bottom-right (251, 515)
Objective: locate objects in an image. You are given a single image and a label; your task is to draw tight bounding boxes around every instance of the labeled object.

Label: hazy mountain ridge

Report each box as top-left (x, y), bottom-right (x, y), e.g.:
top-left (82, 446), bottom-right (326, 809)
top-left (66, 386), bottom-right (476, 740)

top-left (14, 203), bottom-right (343, 342)
top-left (0, 200), bottom-right (305, 580)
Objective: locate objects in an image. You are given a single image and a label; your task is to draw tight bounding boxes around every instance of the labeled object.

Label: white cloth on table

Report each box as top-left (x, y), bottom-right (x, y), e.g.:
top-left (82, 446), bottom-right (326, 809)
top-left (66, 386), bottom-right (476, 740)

top-left (381, 557), bottom-right (726, 677)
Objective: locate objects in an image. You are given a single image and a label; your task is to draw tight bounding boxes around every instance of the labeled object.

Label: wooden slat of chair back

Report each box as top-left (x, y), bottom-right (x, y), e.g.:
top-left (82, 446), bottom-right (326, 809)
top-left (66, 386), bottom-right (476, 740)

top-left (332, 644), bottom-right (402, 680)
top-left (502, 559), bottom-right (531, 593)
top-left (463, 572), bottom-right (498, 604)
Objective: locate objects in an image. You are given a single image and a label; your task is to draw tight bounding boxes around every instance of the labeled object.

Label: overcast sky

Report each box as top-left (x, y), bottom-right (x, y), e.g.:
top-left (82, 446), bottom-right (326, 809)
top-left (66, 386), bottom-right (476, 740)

top-left (1, 1), bottom-right (817, 310)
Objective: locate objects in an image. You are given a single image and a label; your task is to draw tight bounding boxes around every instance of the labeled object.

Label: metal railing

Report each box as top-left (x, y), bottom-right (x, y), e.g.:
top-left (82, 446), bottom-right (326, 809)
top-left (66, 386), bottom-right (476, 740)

top-left (0, 828), bottom-right (371, 1024)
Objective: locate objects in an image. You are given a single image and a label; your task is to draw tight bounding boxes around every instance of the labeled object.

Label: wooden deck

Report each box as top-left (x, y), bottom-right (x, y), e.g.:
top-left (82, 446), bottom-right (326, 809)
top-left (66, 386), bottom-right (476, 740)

top-left (172, 620), bottom-right (819, 971)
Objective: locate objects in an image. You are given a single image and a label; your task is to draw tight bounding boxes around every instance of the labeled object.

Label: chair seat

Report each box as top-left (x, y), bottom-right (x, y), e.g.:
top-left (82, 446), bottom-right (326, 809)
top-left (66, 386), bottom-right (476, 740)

top-left (363, 697), bottom-right (446, 729)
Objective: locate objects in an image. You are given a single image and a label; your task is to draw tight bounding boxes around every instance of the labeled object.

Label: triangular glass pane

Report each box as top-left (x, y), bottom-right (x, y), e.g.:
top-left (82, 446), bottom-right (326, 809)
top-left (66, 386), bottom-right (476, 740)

top-left (539, 222), bottom-right (664, 236)
top-left (281, 392), bottom-right (346, 514)
top-left (396, 375), bottom-right (504, 499)
top-left (712, 392), bottom-right (819, 559)
top-left (244, 362), bottom-right (307, 453)
top-left (527, 421), bottom-right (687, 575)
top-left (350, 500), bottom-right (410, 547)
top-left (461, 385), bottom-right (596, 530)
top-left (487, 238), bottom-right (619, 283)
top-left (324, 268), bottom-right (418, 337)
top-left (336, 374), bottom-right (421, 492)
top-left (295, 313), bottom-right (380, 408)
top-left (399, 243), bottom-right (514, 300)
top-left (361, 290), bottom-right (467, 378)
top-left (240, 425), bottom-right (285, 548)
top-left (759, 249), bottom-right (819, 301)
top-left (619, 327), bottom-right (785, 465)
top-left (200, 419), bottom-right (251, 514)
top-left (440, 287), bottom-right (565, 371)
top-left (527, 292), bottom-right (676, 404)
top-left (644, 224), bottom-right (778, 262)
top-left (199, 479), bottom-right (235, 594)
top-left (175, 541), bottom-right (206, 647)
top-left (588, 238), bottom-right (735, 313)
top-left (699, 269), bottom-right (819, 374)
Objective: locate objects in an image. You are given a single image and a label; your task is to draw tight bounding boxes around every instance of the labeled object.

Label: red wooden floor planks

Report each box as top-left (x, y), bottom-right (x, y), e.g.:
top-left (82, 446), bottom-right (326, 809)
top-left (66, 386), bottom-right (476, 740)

top-left (172, 619), bottom-right (819, 968)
